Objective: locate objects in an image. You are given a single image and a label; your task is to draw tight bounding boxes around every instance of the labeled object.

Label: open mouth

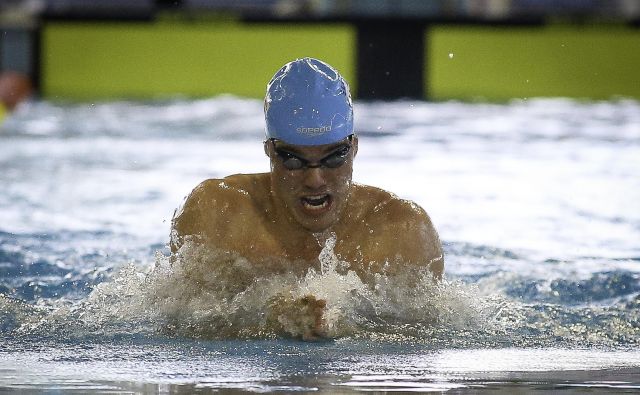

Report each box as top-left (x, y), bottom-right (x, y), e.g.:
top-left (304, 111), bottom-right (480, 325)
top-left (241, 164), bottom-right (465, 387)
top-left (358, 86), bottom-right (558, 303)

top-left (301, 194), bottom-right (331, 212)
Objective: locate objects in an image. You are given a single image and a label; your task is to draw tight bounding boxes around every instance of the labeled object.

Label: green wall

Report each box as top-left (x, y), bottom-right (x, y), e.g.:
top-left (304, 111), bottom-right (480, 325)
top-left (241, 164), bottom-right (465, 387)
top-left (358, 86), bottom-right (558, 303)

top-left (429, 25), bottom-right (640, 100)
top-left (42, 21), bottom-right (355, 100)
top-left (42, 21), bottom-right (640, 101)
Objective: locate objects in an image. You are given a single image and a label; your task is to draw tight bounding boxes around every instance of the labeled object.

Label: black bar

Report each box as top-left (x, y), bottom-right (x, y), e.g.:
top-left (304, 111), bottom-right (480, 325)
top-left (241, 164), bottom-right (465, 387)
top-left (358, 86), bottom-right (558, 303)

top-left (356, 20), bottom-right (426, 100)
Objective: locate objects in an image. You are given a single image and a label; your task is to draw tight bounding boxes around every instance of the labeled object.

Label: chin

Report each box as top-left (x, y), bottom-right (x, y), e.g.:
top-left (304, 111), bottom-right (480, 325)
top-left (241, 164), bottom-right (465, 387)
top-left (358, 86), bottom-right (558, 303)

top-left (297, 216), bottom-right (336, 233)
top-left (303, 222), bottom-right (333, 233)
top-left (292, 209), bottom-right (339, 233)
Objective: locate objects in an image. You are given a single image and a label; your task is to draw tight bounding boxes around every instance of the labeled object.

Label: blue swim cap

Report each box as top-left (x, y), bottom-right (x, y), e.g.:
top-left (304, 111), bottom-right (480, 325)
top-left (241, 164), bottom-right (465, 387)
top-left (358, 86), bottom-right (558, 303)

top-left (265, 58), bottom-right (354, 146)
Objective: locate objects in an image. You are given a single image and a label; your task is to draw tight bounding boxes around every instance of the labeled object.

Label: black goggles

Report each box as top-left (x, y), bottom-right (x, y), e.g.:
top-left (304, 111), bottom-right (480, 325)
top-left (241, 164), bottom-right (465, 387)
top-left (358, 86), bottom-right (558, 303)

top-left (270, 136), bottom-right (353, 170)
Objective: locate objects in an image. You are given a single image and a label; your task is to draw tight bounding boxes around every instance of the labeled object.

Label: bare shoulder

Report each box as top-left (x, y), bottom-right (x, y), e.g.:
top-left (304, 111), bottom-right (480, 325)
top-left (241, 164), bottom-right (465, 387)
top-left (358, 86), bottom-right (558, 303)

top-left (179, 173), bottom-right (267, 211)
top-left (352, 183), bottom-right (428, 225)
top-left (170, 173), bottom-right (269, 251)
top-left (351, 183), bottom-right (444, 277)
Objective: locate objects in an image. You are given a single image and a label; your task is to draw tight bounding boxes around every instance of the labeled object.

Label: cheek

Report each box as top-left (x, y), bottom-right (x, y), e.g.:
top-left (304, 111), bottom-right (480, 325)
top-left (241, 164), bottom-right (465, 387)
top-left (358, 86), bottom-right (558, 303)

top-left (273, 173), bottom-right (298, 199)
top-left (332, 166), bottom-right (354, 190)
top-left (333, 175), bottom-right (350, 191)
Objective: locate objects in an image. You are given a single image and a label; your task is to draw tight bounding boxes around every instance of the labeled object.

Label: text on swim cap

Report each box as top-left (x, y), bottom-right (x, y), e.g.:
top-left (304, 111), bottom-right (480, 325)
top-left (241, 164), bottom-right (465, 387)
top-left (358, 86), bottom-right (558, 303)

top-left (296, 125), bottom-right (332, 135)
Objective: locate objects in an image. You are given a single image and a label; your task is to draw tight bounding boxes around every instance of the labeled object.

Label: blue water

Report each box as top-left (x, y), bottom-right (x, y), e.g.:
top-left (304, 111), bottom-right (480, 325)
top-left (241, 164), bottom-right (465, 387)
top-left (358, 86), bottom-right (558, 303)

top-left (1, 97), bottom-right (639, 392)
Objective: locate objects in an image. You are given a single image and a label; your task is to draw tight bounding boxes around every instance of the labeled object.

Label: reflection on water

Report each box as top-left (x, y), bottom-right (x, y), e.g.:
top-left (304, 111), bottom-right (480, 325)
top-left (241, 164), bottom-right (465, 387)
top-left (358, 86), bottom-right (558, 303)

top-left (2, 339), bottom-right (640, 392)
top-left (1, 97), bottom-right (639, 390)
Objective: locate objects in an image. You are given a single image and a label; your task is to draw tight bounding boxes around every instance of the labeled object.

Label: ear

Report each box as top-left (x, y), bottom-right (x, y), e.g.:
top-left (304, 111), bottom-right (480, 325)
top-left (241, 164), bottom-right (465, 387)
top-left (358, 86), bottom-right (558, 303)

top-left (351, 135), bottom-right (359, 158)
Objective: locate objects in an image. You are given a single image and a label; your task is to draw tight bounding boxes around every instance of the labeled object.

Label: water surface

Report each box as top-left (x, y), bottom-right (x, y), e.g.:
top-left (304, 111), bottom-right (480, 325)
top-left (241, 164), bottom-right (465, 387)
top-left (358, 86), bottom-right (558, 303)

top-left (1, 97), bottom-right (639, 392)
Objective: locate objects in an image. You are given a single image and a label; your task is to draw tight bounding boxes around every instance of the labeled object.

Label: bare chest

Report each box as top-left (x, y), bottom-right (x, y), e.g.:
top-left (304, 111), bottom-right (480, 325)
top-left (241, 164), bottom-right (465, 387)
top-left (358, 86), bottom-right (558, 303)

top-left (199, 190), bottom-right (395, 274)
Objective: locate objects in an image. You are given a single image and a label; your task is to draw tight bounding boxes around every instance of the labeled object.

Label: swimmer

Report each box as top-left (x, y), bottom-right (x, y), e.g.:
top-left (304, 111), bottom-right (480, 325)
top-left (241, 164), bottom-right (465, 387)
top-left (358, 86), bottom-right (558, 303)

top-left (170, 58), bottom-right (443, 340)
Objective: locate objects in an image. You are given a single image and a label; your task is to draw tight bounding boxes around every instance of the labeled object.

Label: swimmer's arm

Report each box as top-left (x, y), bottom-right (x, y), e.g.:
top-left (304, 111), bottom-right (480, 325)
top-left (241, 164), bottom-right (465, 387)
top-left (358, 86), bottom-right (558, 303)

top-left (382, 199), bottom-right (444, 280)
top-left (416, 210), bottom-right (445, 280)
top-left (170, 179), bottom-right (221, 253)
top-left (170, 177), bottom-right (257, 253)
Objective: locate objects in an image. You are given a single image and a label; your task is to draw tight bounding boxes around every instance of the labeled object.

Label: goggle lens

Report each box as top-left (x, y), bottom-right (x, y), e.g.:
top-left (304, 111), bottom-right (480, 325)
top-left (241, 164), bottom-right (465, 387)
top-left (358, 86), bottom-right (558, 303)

top-left (273, 141), bottom-right (351, 170)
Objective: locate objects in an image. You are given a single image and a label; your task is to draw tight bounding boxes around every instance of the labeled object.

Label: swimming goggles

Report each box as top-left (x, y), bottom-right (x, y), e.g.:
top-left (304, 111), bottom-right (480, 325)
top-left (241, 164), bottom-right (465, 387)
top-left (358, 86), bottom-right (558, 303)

top-left (270, 136), bottom-right (353, 170)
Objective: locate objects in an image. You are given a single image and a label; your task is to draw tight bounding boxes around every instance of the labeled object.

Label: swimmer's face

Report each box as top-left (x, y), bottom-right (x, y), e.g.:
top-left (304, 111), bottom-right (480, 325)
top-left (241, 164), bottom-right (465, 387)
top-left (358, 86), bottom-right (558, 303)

top-left (266, 136), bottom-right (357, 232)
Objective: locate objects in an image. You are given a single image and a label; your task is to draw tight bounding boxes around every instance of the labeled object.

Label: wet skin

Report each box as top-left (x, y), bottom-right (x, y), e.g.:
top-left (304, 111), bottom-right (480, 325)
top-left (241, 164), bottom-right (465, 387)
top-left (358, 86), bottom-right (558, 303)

top-left (171, 136), bottom-right (444, 339)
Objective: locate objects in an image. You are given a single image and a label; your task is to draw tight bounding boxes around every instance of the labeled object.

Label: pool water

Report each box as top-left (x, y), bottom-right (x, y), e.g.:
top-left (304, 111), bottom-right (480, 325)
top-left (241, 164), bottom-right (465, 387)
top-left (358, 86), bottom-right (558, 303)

top-left (1, 97), bottom-right (639, 392)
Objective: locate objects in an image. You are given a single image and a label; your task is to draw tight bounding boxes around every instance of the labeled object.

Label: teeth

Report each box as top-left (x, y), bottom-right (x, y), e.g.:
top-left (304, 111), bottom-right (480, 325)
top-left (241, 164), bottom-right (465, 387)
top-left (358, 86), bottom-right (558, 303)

top-left (302, 194), bottom-right (330, 210)
top-left (303, 200), bottom-right (328, 210)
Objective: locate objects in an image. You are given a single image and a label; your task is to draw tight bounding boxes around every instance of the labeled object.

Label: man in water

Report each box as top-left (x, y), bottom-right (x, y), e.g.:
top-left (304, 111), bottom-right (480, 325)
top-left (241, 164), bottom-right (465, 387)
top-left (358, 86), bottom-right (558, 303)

top-left (170, 58), bottom-right (443, 340)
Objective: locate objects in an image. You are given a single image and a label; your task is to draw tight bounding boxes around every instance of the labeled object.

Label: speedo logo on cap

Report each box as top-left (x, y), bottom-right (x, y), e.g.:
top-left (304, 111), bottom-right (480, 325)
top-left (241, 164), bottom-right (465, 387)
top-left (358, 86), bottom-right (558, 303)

top-left (296, 125), bottom-right (332, 136)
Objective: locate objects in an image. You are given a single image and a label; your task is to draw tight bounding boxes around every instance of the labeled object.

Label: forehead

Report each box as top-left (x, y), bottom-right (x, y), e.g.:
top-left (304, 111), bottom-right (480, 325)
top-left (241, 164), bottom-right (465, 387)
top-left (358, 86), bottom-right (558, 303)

top-left (273, 137), bottom-right (350, 155)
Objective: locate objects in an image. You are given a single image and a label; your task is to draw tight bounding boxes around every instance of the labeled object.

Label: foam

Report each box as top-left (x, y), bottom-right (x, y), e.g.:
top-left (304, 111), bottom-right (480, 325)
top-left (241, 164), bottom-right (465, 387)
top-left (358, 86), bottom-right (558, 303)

top-left (2, 232), bottom-right (639, 347)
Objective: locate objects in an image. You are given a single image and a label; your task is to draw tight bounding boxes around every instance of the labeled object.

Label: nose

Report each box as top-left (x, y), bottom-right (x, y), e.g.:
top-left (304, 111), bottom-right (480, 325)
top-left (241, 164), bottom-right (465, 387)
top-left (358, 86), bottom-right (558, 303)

top-left (303, 167), bottom-right (327, 190)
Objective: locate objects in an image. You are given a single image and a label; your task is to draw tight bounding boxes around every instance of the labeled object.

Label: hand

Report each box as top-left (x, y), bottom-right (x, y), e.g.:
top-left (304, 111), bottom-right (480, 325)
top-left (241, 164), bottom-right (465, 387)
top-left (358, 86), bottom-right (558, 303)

top-left (267, 293), bottom-right (328, 340)
top-left (298, 294), bottom-right (327, 341)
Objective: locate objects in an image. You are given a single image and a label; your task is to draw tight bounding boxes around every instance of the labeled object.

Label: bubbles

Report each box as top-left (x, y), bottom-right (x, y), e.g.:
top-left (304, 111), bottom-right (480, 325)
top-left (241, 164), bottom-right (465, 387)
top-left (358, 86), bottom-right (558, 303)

top-left (2, 238), bottom-right (640, 348)
top-left (0, 239), bottom-right (569, 344)
top-left (152, 239), bottom-right (508, 342)
top-left (1, 230), bottom-right (639, 346)
top-left (0, 294), bottom-right (41, 333)
top-left (0, 238), bottom-right (487, 342)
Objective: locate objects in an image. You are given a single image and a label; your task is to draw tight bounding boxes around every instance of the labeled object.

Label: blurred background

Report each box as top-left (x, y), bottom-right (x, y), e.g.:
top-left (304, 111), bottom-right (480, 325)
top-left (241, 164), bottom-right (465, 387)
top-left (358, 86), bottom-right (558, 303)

top-left (1, 0), bottom-right (639, 103)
